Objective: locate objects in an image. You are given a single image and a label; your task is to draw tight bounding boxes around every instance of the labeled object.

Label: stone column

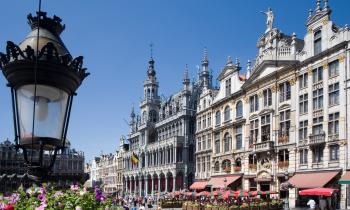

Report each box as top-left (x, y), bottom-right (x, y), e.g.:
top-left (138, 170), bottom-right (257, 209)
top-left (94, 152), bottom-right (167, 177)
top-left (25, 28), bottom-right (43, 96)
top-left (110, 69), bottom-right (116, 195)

top-left (173, 175), bottom-right (176, 192)
top-left (158, 176), bottom-right (161, 192)
top-left (174, 147), bottom-right (177, 163)
top-left (139, 178), bottom-right (142, 196)
top-left (151, 177), bottom-right (154, 196)
top-left (165, 175), bottom-right (168, 192)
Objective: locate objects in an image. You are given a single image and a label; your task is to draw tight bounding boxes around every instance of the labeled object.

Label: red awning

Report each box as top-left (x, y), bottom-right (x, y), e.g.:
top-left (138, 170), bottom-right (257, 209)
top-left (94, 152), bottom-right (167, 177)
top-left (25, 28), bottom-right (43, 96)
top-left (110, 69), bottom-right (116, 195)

top-left (289, 171), bottom-right (339, 189)
top-left (189, 181), bottom-right (208, 190)
top-left (299, 188), bottom-right (339, 197)
top-left (208, 175), bottom-right (241, 189)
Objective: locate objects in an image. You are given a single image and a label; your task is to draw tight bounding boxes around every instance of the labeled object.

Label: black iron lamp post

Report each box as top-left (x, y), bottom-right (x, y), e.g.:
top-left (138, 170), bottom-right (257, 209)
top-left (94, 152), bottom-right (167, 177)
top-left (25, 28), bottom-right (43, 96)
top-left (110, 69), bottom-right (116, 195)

top-left (0, 11), bottom-right (89, 181)
top-left (284, 171), bottom-right (290, 210)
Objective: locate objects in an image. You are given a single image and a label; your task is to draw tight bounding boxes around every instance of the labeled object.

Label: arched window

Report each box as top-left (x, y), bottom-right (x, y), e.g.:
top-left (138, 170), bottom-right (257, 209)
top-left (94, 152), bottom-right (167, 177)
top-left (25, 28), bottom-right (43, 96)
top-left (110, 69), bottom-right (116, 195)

top-left (215, 111), bottom-right (221, 125)
top-left (214, 161), bottom-right (220, 172)
top-left (224, 133), bottom-right (231, 152)
top-left (224, 106), bottom-right (231, 121)
top-left (234, 158), bottom-right (242, 172)
top-left (222, 159), bottom-right (231, 173)
top-left (149, 110), bottom-right (158, 123)
top-left (236, 101), bottom-right (243, 118)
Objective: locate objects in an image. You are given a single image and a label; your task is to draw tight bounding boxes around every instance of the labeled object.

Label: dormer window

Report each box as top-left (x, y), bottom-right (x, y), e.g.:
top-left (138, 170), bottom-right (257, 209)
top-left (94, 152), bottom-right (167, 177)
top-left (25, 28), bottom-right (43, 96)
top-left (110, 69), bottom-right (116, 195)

top-left (225, 78), bottom-right (231, 97)
top-left (314, 30), bottom-right (322, 55)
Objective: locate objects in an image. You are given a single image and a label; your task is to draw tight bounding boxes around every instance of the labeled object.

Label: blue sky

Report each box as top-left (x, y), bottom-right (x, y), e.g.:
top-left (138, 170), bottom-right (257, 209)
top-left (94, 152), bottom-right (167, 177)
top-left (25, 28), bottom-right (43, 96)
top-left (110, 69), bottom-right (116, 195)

top-left (0, 0), bottom-right (349, 162)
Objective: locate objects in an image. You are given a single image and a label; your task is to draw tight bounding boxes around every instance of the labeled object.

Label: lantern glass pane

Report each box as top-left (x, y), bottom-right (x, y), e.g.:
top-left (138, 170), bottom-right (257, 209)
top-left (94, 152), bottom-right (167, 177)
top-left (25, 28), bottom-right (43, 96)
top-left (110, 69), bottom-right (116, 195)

top-left (16, 84), bottom-right (69, 146)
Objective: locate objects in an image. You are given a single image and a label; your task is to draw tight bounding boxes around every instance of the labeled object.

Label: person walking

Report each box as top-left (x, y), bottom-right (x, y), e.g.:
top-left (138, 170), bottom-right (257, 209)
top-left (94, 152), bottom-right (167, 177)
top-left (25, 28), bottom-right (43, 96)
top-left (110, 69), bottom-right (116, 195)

top-left (307, 198), bottom-right (316, 210)
top-left (319, 196), bottom-right (327, 210)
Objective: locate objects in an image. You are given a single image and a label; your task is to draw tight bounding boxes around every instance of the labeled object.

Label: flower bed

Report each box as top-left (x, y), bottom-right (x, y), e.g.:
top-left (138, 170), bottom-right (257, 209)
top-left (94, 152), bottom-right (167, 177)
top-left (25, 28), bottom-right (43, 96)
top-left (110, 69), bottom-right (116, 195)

top-left (160, 201), bottom-right (184, 208)
top-left (0, 184), bottom-right (120, 210)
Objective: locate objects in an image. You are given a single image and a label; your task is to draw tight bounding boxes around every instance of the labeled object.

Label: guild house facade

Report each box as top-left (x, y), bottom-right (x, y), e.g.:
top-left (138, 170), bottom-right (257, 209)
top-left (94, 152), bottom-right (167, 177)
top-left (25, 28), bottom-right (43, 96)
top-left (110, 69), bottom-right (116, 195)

top-left (191, 1), bottom-right (350, 208)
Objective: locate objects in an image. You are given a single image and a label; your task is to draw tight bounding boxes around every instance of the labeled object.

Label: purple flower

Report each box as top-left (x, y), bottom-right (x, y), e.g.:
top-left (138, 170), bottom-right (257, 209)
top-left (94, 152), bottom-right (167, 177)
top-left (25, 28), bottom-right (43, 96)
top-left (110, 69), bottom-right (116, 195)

top-left (70, 184), bottom-right (80, 191)
top-left (54, 191), bottom-right (63, 199)
top-left (35, 202), bottom-right (47, 210)
top-left (94, 187), bottom-right (105, 202)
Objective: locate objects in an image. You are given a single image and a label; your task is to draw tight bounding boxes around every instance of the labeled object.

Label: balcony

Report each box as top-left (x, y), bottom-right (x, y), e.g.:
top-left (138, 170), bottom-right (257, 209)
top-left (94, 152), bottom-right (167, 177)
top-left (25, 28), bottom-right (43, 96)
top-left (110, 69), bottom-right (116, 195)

top-left (254, 141), bottom-right (274, 152)
top-left (234, 166), bottom-right (241, 172)
top-left (278, 161), bottom-right (289, 169)
top-left (249, 164), bottom-right (257, 171)
top-left (328, 134), bottom-right (339, 142)
top-left (278, 133), bottom-right (289, 144)
top-left (309, 133), bottom-right (325, 145)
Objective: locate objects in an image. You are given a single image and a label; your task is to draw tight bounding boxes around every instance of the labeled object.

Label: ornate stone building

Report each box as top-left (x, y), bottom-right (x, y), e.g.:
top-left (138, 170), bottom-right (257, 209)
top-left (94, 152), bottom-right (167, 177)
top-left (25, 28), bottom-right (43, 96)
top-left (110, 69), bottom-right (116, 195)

top-left (192, 1), bottom-right (350, 208)
top-left (86, 148), bottom-right (124, 194)
top-left (0, 139), bottom-right (85, 192)
top-left (122, 54), bottom-right (213, 196)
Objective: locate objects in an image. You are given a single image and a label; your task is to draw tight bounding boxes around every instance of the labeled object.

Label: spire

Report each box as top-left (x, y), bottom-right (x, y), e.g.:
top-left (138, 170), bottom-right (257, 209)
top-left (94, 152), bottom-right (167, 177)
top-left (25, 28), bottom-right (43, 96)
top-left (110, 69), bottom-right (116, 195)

top-left (226, 56), bottom-right (233, 65)
top-left (130, 105), bottom-right (135, 119)
top-left (246, 60), bottom-right (251, 79)
top-left (147, 58), bottom-right (156, 77)
top-left (235, 58), bottom-right (240, 68)
top-left (316, 0), bottom-right (321, 12)
top-left (202, 47), bottom-right (209, 67)
top-left (323, 0), bottom-right (329, 11)
top-left (308, 9), bottom-right (313, 18)
top-left (183, 64), bottom-right (190, 90)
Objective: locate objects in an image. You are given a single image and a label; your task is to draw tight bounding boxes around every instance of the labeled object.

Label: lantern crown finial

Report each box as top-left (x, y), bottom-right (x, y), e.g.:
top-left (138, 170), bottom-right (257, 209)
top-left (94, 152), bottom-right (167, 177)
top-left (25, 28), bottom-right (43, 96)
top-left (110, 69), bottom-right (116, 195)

top-left (27, 11), bottom-right (65, 36)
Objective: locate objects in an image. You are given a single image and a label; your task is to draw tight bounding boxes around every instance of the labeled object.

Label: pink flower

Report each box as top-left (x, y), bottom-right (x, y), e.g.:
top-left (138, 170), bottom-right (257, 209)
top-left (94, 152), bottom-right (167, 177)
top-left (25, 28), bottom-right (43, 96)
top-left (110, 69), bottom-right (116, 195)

top-left (70, 184), bottom-right (79, 191)
top-left (35, 202), bottom-right (47, 210)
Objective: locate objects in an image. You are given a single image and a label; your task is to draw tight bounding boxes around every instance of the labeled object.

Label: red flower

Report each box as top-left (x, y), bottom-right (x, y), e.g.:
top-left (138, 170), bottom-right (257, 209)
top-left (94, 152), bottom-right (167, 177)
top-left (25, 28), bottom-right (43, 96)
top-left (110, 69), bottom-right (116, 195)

top-left (4, 204), bottom-right (14, 210)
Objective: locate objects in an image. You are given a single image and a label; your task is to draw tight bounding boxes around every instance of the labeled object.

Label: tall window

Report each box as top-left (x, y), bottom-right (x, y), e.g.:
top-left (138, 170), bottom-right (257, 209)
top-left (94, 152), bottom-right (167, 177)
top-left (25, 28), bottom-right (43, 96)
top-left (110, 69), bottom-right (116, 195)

top-left (223, 133), bottom-right (231, 152)
top-left (328, 112), bottom-right (339, 136)
top-left (312, 147), bottom-right (323, 163)
top-left (236, 101), bottom-right (243, 118)
top-left (312, 116), bottom-right (324, 135)
top-left (207, 156), bottom-right (211, 172)
top-left (197, 137), bottom-right (201, 152)
top-left (329, 60), bottom-right (339, 77)
top-left (312, 66), bottom-right (323, 83)
top-left (329, 83), bottom-right (339, 106)
top-left (207, 134), bottom-right (212, 149)
top-left (299, 149), bottom-right (308, 164)
top-left (299, 93), bottom-right (308, 115)
top-left (214, 133), bottom-right (220, 154)
top-left (299, 120), bottom-right (308, 140)
top-left (261, 114), bottom-right (271, 142)
top-left (279, 82), bottom-right (291, 102)
top-left (236, 125), bottom-right (243, 150)
top-left (250, 95), bottom-right (259, 112)
top-left (202, 157), bottom-right (206, 172)
top-left (197, 157), bottom-right (201, 172)
top-left (197, 117), bottom-right (201, 131)
top-left (299, 73), bottom-right (308, 89)
top-left (202, 135), bottom-right (206, 150)
top-left (263, 88), bottom-right (272, 107)
top-left (314, 30), bottom-right (322, 55)
top-left (313, 88), bottom-right (323, 110)
top-left (329, 145), bottom-right (339, 161)
top-left (208, 113), bottom-right (212, 127)
top-left (203, 99), bottom-right (206, 109)
top-left (215, 111), bottom-right (221, 126)
top-left (225, 78), bottom-right (231, 97)
top-left (249, 119), bottom-right (259, 145)
top-left (279, 110), bottom-right (291, 137)
top-left (224, 106), bottom-right (231, 122)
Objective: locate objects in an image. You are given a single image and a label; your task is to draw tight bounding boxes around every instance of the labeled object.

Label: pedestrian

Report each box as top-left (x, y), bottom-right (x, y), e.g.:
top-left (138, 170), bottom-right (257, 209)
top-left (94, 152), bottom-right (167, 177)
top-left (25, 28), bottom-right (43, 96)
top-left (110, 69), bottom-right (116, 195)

top-left (307, 198), bottom-right (316, 210)
top-left (319, 196), bottom-right (327, 210)
top-left (139, 204), bottom-right (145, 210)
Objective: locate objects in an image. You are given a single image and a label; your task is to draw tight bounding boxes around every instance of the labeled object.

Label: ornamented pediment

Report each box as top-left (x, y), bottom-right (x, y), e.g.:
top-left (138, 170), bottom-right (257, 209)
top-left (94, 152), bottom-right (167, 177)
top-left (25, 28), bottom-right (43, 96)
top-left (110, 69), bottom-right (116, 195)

top-left (278, 103), bottom-right (291, 111)
top-left (259, 108), bottom-right (274, 116)
top-left (249, 114), bottom-right (259, 120)
top-left (257, 170), bottom-right (272, 179)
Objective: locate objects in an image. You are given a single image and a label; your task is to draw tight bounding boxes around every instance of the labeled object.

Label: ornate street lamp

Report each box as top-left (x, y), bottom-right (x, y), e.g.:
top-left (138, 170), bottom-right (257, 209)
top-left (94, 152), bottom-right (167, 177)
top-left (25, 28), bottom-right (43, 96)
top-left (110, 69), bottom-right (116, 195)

top-left (0, 11), bottom-right (89, 180)
top-left (284, 171), bottom-right (290, 210)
